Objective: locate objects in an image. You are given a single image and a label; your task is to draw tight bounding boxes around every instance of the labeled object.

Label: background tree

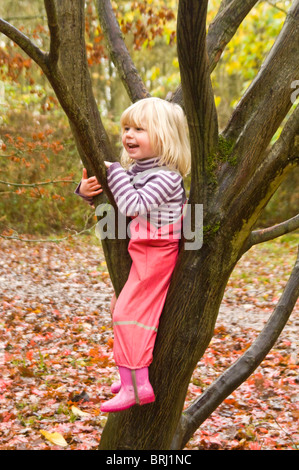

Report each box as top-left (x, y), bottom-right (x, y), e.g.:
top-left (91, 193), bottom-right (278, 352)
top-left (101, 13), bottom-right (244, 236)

top-left (0, 0), bottom-right (298, 450)
top-left (0, 0), bottom-right (180, 235)
top-left (0, 0), bottom-right (297, 234)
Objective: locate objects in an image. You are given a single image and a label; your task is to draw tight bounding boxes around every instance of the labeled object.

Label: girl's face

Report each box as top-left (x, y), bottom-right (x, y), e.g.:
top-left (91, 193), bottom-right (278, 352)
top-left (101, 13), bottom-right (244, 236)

top-left (122, 124), bottom-right (157, 161)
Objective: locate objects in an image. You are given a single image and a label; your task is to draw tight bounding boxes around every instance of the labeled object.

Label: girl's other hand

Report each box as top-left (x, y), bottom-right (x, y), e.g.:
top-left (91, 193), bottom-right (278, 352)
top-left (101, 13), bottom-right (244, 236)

top-left (79, 168), bottom-right (103, 197)
top-left (104, 161), bottom-right (114, 168)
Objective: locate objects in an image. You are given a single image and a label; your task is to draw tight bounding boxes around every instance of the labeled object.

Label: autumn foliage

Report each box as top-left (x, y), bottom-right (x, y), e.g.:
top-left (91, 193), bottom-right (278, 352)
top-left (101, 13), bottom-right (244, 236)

top-left (0, 236), bottom-right (298, 450)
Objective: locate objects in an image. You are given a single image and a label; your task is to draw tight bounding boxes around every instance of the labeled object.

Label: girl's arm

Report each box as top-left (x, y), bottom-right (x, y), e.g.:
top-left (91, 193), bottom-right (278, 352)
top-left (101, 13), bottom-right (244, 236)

top-left (75, 168), bottom-right (103, 206)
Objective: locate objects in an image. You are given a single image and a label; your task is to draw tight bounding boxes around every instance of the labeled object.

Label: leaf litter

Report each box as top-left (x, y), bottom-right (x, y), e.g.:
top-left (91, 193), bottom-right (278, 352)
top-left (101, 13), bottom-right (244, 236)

top-left (0, 234), bottom-right (298, 450)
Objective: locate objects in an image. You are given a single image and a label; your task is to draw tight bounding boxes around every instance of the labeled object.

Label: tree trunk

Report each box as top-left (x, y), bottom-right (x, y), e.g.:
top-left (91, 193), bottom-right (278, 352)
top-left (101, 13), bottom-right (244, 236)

top-left (99, 233), bottom-right (239, 449)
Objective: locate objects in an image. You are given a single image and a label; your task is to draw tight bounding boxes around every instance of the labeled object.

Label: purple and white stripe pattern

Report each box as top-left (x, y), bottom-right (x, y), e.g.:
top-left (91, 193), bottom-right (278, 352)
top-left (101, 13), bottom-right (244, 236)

top-left (107, 158), bottom-right (185, 227)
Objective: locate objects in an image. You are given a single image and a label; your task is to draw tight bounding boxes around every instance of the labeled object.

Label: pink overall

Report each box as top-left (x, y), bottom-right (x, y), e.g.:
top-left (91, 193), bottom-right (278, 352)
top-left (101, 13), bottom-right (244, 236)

top-left (112, 214), bottom-right (182, 369)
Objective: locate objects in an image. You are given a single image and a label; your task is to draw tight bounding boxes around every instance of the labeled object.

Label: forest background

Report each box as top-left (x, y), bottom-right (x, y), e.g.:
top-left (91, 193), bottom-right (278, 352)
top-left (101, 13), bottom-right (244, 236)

top-left (0, 0), bottom-right (298, 451)
top-left (0, 0), bottom-right (298, 236)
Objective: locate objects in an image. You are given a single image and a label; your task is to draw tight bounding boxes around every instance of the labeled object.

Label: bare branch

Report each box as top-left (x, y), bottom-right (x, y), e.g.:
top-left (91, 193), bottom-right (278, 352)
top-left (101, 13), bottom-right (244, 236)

top-left (265, 104), bottom-right (299, 167)
top-left (208, 0), bottom-right (259, 72)
top-left (265, 0), bottom-right (288, 14)
top-left (223, 0), bottom-right (299, 150)
top-left (2, 16), bottom-right (47, 22)
top-left (0, 18), bottom-right (47, 71)
top-left (218, 104), bottom-right (299, 238)
top-left (96, 0), bottom-right (150, 103)
top-left (171, 246), bottom-right (299, 450)
top-left (0, 224), bottom-right (97, 243)
top-left (44, 0), bottom-right (60, 64)
top-left (247, 214), bottom-right (299, 248)
top-left (0, 179), bottom-right (77, 188)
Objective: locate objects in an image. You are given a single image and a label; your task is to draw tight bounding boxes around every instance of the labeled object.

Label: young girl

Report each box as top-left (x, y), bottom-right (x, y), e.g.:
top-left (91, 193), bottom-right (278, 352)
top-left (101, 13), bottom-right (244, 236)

top-left (77, 97), bottom-right (191, 413)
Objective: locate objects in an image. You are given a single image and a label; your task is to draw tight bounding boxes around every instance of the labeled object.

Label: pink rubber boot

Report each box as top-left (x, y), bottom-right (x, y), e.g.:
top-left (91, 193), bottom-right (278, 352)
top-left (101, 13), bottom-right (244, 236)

top-left (101, 367), bottom-right (155, 413)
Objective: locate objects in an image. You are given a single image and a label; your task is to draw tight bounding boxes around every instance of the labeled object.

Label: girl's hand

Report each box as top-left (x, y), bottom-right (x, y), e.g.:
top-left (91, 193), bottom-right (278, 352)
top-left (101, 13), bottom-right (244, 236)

top-left (104, 161), bottom-right (114, 168)
top-left (79, 168), bottom-right (103, 197)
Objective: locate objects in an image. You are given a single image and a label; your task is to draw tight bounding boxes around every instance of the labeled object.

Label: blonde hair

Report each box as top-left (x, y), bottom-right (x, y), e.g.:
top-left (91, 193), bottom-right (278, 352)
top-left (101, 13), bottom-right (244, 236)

top-left (120, 97), bottom-right (191, 177)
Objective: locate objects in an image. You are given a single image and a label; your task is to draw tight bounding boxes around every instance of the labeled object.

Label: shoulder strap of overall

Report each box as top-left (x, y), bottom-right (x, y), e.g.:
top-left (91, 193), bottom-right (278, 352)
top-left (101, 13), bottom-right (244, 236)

top-left (131, 166), bottom-right (181, 186)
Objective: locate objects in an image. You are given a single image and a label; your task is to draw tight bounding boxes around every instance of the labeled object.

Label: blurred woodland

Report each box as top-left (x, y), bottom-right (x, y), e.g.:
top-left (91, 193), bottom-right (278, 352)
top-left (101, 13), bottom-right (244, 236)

top-left (0, 0), bottom-right (298, 237)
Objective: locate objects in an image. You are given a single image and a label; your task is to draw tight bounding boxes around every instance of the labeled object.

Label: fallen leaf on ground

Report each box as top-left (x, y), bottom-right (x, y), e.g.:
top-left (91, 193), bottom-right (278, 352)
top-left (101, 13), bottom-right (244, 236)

top-left (40, 430), bottom-right (68, 447)
top-left (71, 406), bottom-right (90, 417)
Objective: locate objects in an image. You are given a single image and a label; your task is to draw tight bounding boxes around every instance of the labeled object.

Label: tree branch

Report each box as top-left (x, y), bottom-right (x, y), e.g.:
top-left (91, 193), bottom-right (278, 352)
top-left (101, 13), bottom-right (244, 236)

top-left (247, 214), bottom-right (299, 248)
top-left (44, 0), bottom-right (60, 65)
top-left (53, 0), bottom-right (131, 295)
top-left (223, 0), bottom-right (299, 153)
top-left (265, 103), bottom-right (299, 168)
top-left (177, 0), bottom-right (218, 206)
top-left (208, 0), bottom-right (259, 70)
top-left (25, 1), bottom-right (114, 202)
top-left (2, 16), bottom-right (47, 22)
top-left (0, 17), bottom-right (47, 71)
top-left (218, 104), bottom-right (299, 243)
top-left (0, 179), bottom-right (77, 187)
top-left (96, 0), bottom-right (150, 103)
top-left (211, 0), bottom-right (258, 72)
top-left (0, 224), bottom-right (97, 243)
top-left (171, 246), bottom-right (299, 450)
top-left (265, 0), bottom-right (288, 15)
top-left (214, 1), bottom-right (299, 242)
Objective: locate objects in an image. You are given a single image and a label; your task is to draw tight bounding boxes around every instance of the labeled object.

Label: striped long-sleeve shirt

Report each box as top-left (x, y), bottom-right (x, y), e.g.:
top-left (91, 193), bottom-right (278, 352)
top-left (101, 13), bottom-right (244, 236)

top-left (107, 158), bottom-right (186, 227)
